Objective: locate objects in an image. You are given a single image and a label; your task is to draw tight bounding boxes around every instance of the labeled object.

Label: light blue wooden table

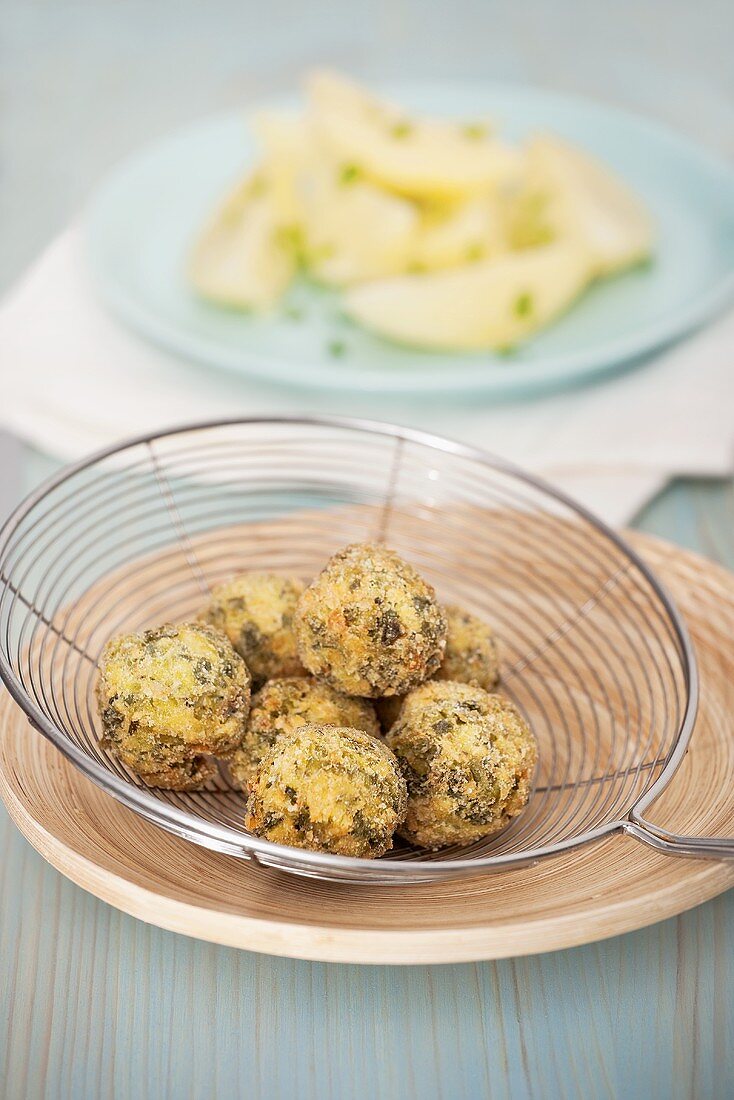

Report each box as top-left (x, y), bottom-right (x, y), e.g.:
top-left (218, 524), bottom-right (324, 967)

top-left (2, 2), bottom-right (733, 1096)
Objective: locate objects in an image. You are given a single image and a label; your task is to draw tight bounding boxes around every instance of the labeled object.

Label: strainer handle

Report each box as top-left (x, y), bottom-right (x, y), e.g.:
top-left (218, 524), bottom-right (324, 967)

top-left (624, 820), bottom-right (734, 859)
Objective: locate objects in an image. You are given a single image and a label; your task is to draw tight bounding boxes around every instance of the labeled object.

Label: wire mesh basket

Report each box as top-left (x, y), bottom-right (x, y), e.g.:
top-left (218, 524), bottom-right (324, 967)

top-left (0, 416), bottom-right (730, 884)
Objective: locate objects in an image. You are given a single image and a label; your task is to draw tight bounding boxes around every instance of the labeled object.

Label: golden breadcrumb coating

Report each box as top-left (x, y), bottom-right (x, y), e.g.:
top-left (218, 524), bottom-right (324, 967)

top-left (229, 676), bottom-right (379, 791)
top-left (246, 723), bottom-right (407, 857)
top-left (387, 680), bottom-right (536, 849)
top-left (200, 572), bottom-right (305, 685)
top-left (295, 543), bottom-right (447, 697)
top-left (434, 604), bottom-right (500, 690)
top-left (96, 622), bottom-right (250, 789)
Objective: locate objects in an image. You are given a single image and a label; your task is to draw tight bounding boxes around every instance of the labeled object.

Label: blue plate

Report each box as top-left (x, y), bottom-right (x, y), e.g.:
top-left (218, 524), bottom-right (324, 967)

top-left (86, 82), bottom-right (734, 397)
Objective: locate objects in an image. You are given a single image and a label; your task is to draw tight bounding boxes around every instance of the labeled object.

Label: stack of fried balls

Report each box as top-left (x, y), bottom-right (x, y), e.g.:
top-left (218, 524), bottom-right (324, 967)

top-left (96, 543), bottom-right (537, 858)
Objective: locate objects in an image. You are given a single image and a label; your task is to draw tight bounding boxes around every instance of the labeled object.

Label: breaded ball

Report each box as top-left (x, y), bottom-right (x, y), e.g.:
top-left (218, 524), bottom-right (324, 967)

top-left (295, 543), bottom-right (447, 697)
top-left (374, 604), bottom-right (500, 733)
top-left (200, 572), bottom-right (305, 686)
top-left (386, 681), bottom-right (536, 849)
top-left (229, 676), bottom-right (380, 791)
top-left (245, 724), bottom-right (407, 857)
top-left (434, 604), bottom-right (500, 690)
top-left (96, 622), bottom-right (250, 789)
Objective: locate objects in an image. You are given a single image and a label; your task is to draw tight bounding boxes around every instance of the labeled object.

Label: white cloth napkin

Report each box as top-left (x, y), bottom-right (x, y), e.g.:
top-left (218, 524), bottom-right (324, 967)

top-left (2, 226), bottom-right (733, 525)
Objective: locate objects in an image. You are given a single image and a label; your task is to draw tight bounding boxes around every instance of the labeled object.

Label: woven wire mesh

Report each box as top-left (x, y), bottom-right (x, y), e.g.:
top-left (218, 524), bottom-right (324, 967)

top-left (0, 418), bottom-right (696, 883)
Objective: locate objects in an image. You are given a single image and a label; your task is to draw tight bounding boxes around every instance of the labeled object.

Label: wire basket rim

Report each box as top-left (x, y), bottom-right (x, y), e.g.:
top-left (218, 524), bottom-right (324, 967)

top-left (0, 415), bottom-right (699, 875)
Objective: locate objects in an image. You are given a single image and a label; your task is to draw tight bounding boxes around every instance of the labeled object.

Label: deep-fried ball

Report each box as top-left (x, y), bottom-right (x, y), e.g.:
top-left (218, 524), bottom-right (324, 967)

top-left (295, 543), bottom-right (447, 697)
top-left (434, 604), bottom-right (500, 690)
top-left (386, 681), bottom-right (536, 849)
top-left (200, 573), bottom-right (305, 686)
top-left (374, 604), bottom-right (500, 733)
top-left (245, 724), bottom-right (407, 857)
top-left (96, 622), bottom-right (250, 789)
top-left (229, 676), bottom-right (380, 791)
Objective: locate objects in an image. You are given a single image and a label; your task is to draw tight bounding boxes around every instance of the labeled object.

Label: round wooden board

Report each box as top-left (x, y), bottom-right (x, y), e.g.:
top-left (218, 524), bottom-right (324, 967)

top-left (1, 533), bottom-right (733, 964)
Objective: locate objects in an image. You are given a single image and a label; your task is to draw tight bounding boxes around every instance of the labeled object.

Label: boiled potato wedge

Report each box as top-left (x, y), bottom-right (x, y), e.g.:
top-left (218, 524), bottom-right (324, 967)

top-left (344, 240), bottom-right (593, 350)
top-left (413, 196), bottom-right (506, 271)
top-left (252, 108), bottom-right (419, 284)
top-left (189, 175), bottom-right (295, 310)
top-left (306, 69), bottom-right (519, 200)
top-left (297, 165), bottom-right (419, 285)
top-left (189, 71), bottom-right (654, 348)
top-left (515, 136), bottom-right (654, 276)
top-left (249, 110), bottom-right (309, 225)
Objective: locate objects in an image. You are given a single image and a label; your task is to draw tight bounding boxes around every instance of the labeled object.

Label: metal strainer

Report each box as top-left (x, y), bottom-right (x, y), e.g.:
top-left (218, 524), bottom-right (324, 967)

top-left (0, 416), bottom-right (731, 884)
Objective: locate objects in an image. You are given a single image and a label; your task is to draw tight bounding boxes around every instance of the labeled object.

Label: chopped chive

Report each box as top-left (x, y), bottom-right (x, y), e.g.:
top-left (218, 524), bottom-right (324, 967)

top-left (514, 292), bottom-right (534, 318)
top-left (249, 174), bottom-right (268, 197)
top-left (407, 260), bottom-right (427, 274)
top-left (461, 122), bottom-right (488, 140)
top-left (339, 162), bottom-right (363, 185)
top-left (275, 222), bottom-right (304, 251)
top-left (283, 305), bottom-right (303, 322)
top-left (328, 339), bottom-right (347, 358)
top-left (465, 242), bottom-right (485, 262)
top-left (390, 120), bottom-right (413, 140)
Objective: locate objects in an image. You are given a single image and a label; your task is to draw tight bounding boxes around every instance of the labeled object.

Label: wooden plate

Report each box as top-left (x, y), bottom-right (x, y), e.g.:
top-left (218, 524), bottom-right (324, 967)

top-left (1, 533), bottom-right (732, 964)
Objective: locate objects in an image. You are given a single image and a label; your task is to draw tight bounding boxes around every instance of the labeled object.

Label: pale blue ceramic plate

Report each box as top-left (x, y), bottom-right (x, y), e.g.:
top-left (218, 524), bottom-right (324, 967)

top-left (86, 82), bottom-right (734, 396)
